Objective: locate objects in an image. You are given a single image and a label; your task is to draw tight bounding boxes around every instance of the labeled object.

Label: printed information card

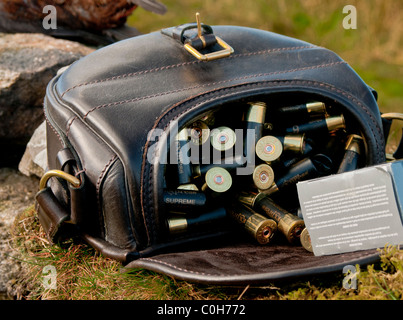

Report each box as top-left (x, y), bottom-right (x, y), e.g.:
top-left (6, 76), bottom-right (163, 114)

top-left (297, 160), bottom-right (403, 256)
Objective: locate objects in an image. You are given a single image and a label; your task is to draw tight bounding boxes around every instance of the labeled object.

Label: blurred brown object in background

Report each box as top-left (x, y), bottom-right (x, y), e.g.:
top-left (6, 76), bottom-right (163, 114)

top-left (0, 0), bottom-right (167, 45)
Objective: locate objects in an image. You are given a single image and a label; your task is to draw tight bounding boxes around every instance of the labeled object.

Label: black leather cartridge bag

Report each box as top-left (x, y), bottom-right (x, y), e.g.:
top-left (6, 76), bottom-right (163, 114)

top-left (38, 24), bottom-right (387, 285)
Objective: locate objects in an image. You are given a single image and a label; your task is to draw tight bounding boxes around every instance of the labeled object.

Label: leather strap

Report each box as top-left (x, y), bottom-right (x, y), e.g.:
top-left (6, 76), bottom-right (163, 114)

top-left (56, 147), bottom-right (76, 171)
top-left (36, 187), bottom-right (71, 242)
top-left (382, 116), bottom-right (393, 143)
top-left (161, 23), bottom-right (218, 51)
top-left (161, 23), bottom-right (214, 44)
top-left (185, 33), bottom-right (217, 51)
top-left (393, 128), bottom-right (403, 159)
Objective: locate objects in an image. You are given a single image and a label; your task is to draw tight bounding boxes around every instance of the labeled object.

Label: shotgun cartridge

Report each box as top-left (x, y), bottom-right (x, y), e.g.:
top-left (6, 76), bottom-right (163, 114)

top-left (280, 142), bottom-right (314, 171)
top-left (276, 102), bottom-right (327, 122)
top-left (203, 167), bottom-right (232, 193)
top-left (228, 204), bottom-right (277, 244)
top-left (285, 114), bottom-right (345, 135)
top-left (306, 101), bottom-right (327, 116)
top-left (189, 120), bottom-right (210, 145)
top-left (337, 134), bottom-right (364, 173)
top-left (163, 190), bottom-right (207, 210)
top-left (255, 136), bottom-right (283, 163)
top-left (253, 164), bottom-right (275, 190)
top-left (167, 207), bottom-right (227, 234)
top-left (176, 128), bottom-right (192, 185)
top-left (243, 102), bottom-right (267, 168)
top-left (210, 126), bottom-right (236, 151)
top-left (276, 134), bottom-right (306, 153)
top-left (300, 228), bottom-right (313, 252)
top-left (262, 154), bottom-right (333, 196)
top-left (193, 154), bottom-right (244, 177)
top-left (238, 192), bottom-right (305, 244)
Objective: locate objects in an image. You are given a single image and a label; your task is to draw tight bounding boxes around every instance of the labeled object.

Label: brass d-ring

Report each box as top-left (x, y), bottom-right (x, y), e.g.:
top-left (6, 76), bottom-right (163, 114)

top-left (381, 113), bottom-right (403, 161)
top-left (381, 113), bottom-right (403, 121)
top-left (39, 169), bottom-right (81, 190)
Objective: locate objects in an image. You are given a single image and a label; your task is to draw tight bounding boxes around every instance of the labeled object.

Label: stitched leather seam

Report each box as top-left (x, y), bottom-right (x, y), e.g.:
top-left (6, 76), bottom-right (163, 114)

top-left (96, 154), bottom-right (118, 236)
top-left (66, 117), bottom-right (75, 137)
top-left (44, 113), bottom-right (64, 147)
top-left (141, 257), bottom-right (226, 277)
top-left (74, 168), bottom-right (86, 177)
top-left (60, 45), bottom-right (317, 97)
top-left (96, 154), bottom-right (117, 203)
top-left (146, 164), bottom-right (155, 244)
top-left (65, 60), bottom-right (346, 138)
top-left (43, 100), bottom-right (65, 147)
top-left (141, 79), bottom-right (383, 244)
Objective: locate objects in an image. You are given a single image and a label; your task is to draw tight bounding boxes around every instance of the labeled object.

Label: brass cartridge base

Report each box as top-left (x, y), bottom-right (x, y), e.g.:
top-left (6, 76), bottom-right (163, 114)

top-left (210, 126), bottom-right (236, 151)
top-left (306, 102), bottom-right (326, 115)
top-left (256, 136), bottom-right (283, 162)
top-left (283, 134), bottom-right (305, 153)
top-left (300, 228), bottom-right (313, 252)
top-left (277, 214), bottom-right (305, 244)
top-left (325, 114), bottom-right (346, 132)
top-left (167, 217), bottom-right (188, 234)
top-left (245, 214), bottom-right (277, 245)
top-left (245, 102), bottom-right (267, 123)
top-left (204, 167), bottom-right (232, 193)
top-left (189, 120), bottom-right (210, 145)
top-left (253, 164), bottom-right (275, 190)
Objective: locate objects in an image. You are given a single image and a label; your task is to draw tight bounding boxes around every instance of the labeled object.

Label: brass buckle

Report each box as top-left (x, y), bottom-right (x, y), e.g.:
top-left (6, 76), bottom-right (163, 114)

top-left (40, 169), bottom-right (81, 190)
top-left (184, 13), bottom-right (234, 61)
top-left (184, 37), bottom-right (234, 61)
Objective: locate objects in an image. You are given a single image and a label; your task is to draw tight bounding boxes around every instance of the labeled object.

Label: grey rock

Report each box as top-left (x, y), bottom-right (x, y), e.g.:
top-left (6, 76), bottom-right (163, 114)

top-left (18, 121), bottom-right (47, 178)
top-left (0, 33), bottom-right (94, 166)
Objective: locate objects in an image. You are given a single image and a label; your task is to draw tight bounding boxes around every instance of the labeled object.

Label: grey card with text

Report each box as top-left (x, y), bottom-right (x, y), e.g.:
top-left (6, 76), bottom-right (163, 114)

top-left (297, 161), bottom-right (403, 256)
